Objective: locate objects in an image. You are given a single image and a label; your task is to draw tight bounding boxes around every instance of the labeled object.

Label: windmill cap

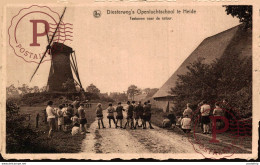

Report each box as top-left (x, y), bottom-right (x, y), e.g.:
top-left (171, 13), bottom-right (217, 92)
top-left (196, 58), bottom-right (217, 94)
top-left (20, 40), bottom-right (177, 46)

top-left (51, 42), bottom-right (73, 54)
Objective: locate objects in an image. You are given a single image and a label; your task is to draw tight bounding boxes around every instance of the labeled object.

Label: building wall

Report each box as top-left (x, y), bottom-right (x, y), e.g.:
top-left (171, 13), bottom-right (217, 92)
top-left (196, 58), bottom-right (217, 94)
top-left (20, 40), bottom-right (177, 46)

top-left (153, 97), bottom-right (175, 112)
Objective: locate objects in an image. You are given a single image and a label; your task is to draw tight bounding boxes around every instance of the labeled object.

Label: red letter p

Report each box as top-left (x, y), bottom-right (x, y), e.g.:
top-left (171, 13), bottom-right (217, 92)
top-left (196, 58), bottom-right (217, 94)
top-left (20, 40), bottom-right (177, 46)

top-left (30, 20), bottom-right (49, 46)
top-left (209, 116), bottom-right (229, 143)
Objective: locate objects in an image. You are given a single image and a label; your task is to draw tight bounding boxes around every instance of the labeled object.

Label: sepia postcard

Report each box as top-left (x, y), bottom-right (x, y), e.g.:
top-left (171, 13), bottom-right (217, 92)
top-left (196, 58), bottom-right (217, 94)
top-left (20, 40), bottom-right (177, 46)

top-left (0, 0), bottom-right (259, 160)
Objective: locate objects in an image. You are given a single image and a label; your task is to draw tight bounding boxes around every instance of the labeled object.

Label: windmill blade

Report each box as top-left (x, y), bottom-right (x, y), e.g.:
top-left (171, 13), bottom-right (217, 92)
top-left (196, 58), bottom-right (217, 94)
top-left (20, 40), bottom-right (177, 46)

top-left (30, 47), bottom-right (49, 82)
top-left (30, 7), bottom-right (67, 82)
top-left (70, 59), bottom-right (81, 87)
top-left (72, 51), bottom-right (78, 71)
top-left (70, 54), bottom-right (82, 88)
top-left (45, 27), bottom-right (49, 43)
top-left (49, 7), bottom-right (67, 45)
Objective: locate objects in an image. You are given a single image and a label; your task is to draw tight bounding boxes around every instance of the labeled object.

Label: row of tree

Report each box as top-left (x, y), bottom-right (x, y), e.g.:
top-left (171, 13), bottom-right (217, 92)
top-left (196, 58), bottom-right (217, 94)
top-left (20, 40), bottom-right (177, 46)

top-left (126, 85), bottom-right (158, 100)
top-left (6, 84), bottom-right (47, 98)
top-left (7, 82), bottom-right (158, 102)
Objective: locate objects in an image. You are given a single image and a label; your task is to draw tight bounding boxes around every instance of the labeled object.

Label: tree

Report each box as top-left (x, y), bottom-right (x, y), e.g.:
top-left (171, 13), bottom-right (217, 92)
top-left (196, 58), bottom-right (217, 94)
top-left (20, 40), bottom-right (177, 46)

top-left (143, 88), bottom-right (159, 98)
top-left (6, 84), bottom-right (19, 98)
top-left (40, 86), bottom-right (47, 92)
top-left (171, 58), bottom-right (217, 115)
top-left (143, 88), bottom-right (151, 94)
top-left (31, 86), bottom-right (40, 93)
top-left (224, 5), bottom-right (252, 29)
top-left (110, 92), bottom-right (128, 102)
top-left (127, 85), bottom-right (141, 101)
top-left (62, 78), bottom-right (76, 93)
top-left (18, 84), bottom-right (30, 95)
top-left (86, 83), bottom-right (100, 95)
top-left (171, 54), bottom-right (252, 117)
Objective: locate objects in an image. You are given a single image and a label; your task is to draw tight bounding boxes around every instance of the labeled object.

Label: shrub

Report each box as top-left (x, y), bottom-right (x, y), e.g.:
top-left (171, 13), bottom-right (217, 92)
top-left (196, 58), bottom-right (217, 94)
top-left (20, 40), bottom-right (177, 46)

top-left (6, 99), bottom-right (38, 153)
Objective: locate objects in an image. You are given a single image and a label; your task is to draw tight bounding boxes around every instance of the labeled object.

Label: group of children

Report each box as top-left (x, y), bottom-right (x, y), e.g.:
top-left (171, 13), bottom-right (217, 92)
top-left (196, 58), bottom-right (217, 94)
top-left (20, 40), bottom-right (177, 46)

top-left (96, 100), bottom-right (154, 130)
top-left (46, 99), bottom-right (155, 138)
top-left (174, 99), bottom-right (228, 134)
top-left (46, 100), bottom-right (90, 138)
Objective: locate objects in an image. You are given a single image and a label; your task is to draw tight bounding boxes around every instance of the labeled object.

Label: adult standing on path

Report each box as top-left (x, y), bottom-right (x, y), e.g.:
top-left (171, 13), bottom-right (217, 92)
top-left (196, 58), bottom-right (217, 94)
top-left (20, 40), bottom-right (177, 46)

top-left (46, 101), bottom-right (56, 138)
top-left (200, 100), bottom-right (211, 134)
top-left (116, 102), bottom-right (124, 128)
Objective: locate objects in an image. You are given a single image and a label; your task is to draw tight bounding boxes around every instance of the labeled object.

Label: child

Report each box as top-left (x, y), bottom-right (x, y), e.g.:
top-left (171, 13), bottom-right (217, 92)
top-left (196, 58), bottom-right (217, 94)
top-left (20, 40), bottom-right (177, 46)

top-left (46, 101), bottom-right (56, 138)
top-left (62, 104), bottom-right (69, 132)
top-left (71, 123), bottom-right (80, 136)
top-left (96, 103), bottom-right (105, 129)
top-left (71, 114), bottom-right (79, 126)
top-left (200, 100), bottom-right (211, 134)
top-left (181, 115), bottom-right (191, 133)
top-left (107, 103), bottom-right (117, 128)
top-left (162, 116), bottom-right (171, 128)
top-left (213, 102), bottom-right (224, 129)
top-left (116, 102), bottom-right (124, 128)
top-left (133, 101), bottom-right (142, 129)
top-left (167, 113), bottom-right (176, 126)
top-left (176, 116), bottom-right (182, 128)
top-left (123, 101), bottom-right (134, 129)
top-left (143, 101), bottom-right (154, 129)
top-left (57, 104), bottom-right (64, 131)
top-left (67, 104), bottom-right (74, 118)
top-left (78, 103), bottom-right (89, 134)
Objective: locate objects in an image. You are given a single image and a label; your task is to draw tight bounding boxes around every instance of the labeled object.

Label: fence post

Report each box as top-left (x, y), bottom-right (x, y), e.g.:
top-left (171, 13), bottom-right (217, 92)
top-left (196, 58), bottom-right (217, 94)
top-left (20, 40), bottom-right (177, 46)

top-left (36, 113), bottom-right (39, 128)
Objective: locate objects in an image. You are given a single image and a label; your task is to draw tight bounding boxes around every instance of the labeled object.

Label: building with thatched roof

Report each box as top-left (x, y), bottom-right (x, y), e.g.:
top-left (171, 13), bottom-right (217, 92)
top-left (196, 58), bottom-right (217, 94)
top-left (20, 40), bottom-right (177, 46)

top-left (153, 24), bottom-right (252, 112)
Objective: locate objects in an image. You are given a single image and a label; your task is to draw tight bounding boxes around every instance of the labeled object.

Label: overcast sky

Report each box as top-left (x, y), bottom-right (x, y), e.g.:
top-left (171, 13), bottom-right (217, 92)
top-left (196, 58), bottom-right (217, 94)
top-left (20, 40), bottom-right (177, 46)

top-left (6, 5), bottom-right (240, 93)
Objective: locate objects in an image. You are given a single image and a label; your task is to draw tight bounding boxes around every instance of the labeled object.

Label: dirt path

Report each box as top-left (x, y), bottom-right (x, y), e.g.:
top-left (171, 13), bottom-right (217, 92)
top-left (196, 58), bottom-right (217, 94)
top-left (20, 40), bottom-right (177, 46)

top-left (81, 107), bottom-right (196, 153)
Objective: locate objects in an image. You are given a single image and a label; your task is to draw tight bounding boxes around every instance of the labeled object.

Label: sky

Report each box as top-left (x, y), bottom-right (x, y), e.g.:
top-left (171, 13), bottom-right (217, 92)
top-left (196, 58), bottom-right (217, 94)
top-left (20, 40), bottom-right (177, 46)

top-left (6, 5), bottom-right (240, 93)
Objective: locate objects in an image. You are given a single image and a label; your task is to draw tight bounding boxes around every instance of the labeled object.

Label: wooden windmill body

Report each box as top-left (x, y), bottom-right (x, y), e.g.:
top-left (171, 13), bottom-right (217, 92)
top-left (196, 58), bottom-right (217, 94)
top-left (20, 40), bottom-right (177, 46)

top-left (47, 42), bottom-right (76, 92)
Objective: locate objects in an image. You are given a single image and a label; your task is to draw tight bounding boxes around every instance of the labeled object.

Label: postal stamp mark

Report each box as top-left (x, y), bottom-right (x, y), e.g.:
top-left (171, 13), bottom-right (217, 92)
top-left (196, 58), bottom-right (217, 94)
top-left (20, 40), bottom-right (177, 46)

top-left (186, 101), bottom-right (252, 159)
top-left (8, 5), bottom-right (73, 64)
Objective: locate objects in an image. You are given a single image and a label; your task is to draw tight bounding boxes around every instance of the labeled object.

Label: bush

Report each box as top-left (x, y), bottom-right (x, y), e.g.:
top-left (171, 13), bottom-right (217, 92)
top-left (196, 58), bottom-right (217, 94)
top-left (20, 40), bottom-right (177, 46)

top-left (6, 99), bottom-right (38, 153)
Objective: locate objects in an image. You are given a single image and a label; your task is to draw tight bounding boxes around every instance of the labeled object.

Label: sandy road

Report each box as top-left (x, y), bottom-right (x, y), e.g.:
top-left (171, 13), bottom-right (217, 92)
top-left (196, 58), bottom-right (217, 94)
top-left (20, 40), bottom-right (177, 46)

top-left (81, 108), bottom-right (196, 154)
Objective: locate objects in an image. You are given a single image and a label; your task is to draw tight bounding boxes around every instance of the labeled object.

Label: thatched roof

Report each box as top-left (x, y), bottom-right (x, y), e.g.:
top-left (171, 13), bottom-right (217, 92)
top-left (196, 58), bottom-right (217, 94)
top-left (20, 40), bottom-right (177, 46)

top-left (153, 24), bottom-right (252, 99)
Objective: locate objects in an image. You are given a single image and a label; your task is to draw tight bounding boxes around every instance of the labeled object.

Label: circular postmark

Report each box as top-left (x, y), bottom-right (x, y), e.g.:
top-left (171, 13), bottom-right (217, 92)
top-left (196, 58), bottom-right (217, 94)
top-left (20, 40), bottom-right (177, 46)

top-left (185, 101), bottom-right (252, 159)
top-left (8, 5), bottom-right (62, 64)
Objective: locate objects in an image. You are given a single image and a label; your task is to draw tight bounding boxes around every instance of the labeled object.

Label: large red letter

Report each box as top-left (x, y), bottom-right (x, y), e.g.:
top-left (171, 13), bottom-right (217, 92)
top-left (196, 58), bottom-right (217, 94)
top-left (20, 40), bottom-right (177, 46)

top-left (30, 20), bottom-right (49, 46)
top-left (209, 116), bottom-right (229, 143)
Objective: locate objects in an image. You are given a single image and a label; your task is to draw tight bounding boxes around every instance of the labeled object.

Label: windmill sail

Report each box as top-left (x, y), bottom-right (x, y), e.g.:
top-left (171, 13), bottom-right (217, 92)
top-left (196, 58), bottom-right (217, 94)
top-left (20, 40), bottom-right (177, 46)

top-left (30, 7), bottom-right (67, 82)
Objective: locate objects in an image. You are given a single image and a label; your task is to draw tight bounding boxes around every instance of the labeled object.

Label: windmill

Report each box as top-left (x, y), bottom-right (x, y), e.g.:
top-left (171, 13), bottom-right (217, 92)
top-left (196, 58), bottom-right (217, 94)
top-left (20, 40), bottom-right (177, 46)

top-left (30, 7), bottom-right (83, 93)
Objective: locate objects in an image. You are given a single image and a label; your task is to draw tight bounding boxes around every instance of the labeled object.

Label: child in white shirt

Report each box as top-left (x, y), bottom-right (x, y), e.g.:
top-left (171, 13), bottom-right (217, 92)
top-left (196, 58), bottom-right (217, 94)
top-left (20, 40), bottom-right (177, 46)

top-left (181, 115), bottom-right (191, 133)
top-left (71, 123), bottom-right (80, 136)
top-left (57, 104), bottom-right (64, 131)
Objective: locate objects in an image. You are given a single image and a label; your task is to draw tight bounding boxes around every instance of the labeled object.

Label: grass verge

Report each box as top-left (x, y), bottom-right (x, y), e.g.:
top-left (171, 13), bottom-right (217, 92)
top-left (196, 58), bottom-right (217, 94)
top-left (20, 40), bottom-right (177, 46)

top-left (11, 104), bottom-right (97, 153)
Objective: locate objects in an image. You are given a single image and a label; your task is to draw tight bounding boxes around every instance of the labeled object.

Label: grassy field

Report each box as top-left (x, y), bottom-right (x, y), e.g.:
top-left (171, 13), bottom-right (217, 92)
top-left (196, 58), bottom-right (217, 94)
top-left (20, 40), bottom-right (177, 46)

top-left (18, 103), bottom-right (98, 153)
